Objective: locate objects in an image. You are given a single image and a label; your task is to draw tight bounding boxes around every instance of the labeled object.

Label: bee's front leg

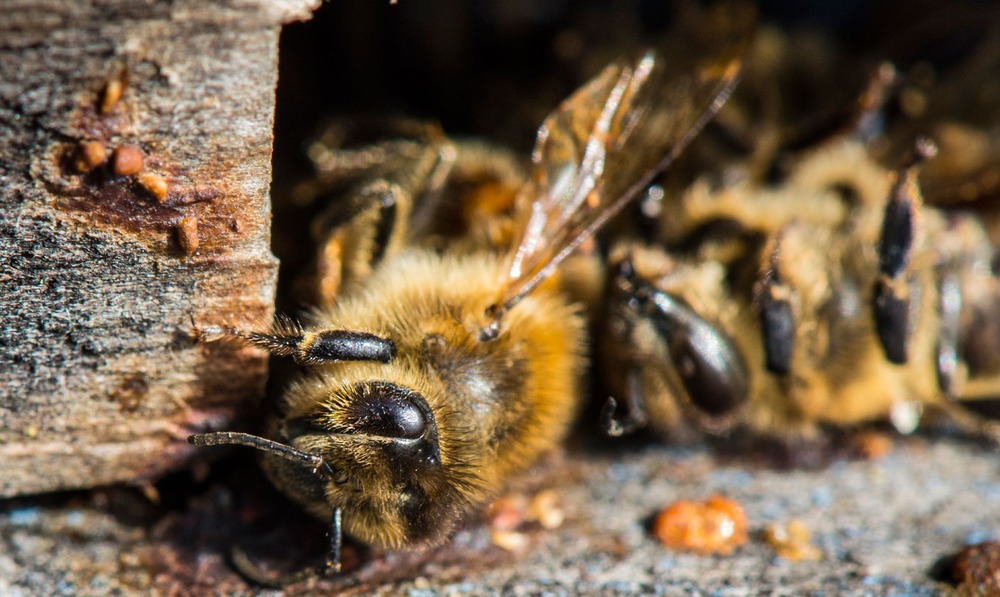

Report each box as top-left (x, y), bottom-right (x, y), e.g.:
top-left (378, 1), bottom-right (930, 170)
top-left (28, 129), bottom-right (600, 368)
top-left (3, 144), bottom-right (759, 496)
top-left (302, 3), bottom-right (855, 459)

top-left (226, 507), bottom-right (345, 588)
top-left (193, 316), bottom-right (395, 365)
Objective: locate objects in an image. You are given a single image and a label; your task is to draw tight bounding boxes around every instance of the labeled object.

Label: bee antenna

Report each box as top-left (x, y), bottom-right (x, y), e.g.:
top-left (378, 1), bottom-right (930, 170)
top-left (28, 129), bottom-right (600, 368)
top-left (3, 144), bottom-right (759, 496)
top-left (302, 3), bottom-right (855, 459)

top-left (188, 432), bottom-right (335, 479)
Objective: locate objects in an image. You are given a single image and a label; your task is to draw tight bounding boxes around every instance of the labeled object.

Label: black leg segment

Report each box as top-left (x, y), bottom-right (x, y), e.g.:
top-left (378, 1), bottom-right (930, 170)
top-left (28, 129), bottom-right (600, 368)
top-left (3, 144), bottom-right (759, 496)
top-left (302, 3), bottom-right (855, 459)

top-left (300, 330), bottom-right (397, 364)
top-left (194, 318), bottom-right (396, 365)
top-left (755, 232), bottom-right (795, 375)
top-left (873, 162), bottom-right (920, 365)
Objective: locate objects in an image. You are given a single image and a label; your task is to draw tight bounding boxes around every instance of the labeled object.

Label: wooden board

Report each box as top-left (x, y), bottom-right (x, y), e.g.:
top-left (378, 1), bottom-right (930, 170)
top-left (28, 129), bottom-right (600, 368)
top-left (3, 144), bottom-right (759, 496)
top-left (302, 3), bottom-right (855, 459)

top-left (0, 0), bottom-right (319, 496)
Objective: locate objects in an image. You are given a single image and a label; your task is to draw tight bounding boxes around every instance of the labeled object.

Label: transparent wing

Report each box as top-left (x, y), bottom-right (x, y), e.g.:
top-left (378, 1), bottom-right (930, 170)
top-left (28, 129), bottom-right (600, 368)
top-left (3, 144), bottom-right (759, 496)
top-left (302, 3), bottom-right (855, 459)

top-left (481, 2), bottom-right (755, 338)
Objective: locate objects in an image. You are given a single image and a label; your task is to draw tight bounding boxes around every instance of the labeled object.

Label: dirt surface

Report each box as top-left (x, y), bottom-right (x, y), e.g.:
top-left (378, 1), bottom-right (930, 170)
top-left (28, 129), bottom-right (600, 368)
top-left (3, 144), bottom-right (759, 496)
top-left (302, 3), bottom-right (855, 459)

top-left (1, 432), bottom-right (995, 595)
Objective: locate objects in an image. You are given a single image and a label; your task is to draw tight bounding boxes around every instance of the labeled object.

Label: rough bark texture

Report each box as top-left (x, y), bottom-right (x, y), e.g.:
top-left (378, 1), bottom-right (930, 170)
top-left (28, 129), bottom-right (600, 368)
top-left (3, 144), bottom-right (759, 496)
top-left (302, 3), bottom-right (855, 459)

top-left (0, 0), bottom-right (317, 497)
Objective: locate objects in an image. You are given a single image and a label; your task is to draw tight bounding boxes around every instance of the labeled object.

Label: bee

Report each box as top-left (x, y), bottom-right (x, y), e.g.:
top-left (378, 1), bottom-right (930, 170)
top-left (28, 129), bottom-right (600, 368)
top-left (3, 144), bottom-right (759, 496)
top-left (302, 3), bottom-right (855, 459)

top-left (598, 31), bottom-right (1000, 446)
top-left (188, 2), bottom-right (753, 586)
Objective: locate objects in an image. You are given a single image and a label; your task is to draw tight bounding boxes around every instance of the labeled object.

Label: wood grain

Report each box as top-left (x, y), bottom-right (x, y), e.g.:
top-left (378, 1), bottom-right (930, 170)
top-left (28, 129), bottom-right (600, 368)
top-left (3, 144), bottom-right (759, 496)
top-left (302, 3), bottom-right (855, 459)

top-left (0, 0), bottom-right (319, 496)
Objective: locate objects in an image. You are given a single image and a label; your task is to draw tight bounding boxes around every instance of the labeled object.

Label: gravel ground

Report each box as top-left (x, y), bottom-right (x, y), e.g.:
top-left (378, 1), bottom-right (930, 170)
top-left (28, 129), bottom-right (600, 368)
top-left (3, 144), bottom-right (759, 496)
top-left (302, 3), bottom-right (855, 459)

top-left (0, 432), bottom-right (996, 595)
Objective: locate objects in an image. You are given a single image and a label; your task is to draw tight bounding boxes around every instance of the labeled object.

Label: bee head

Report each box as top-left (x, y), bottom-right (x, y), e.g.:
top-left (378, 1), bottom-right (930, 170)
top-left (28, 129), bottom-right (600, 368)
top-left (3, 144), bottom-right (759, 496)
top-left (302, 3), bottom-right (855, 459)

top-left (264, 379), bottom-right (478, 549)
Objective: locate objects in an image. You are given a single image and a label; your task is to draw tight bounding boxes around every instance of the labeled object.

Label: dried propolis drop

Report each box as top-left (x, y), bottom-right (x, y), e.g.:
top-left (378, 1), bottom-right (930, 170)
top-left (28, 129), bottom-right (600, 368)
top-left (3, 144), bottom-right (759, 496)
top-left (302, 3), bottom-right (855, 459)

top-left (112, 144), bottom-right (144, 176)
top-left (176, 216), bottom-right (199, 254)
top-left (653, 494), bottom-right (748, 555)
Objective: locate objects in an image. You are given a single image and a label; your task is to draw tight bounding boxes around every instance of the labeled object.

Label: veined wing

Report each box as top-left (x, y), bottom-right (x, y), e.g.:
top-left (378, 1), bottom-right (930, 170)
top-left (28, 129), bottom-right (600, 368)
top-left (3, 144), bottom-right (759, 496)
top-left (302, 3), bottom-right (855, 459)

top-left (481, 2), bottom-right (755, 339)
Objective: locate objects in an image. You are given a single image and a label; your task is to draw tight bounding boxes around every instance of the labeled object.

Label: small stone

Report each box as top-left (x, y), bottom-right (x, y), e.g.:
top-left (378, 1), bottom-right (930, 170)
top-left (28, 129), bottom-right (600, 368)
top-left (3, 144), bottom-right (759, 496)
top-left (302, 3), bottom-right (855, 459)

top-left (526, 490), bottom-right (564, 530)
top-left (851, 431), bottom-right (894, 460)
top-left (490, 529), bottom-right (529, 552)
top-left (951, 541), bottom-right (1000, 594)
top-left (763, 519), bottom-right (823, 561)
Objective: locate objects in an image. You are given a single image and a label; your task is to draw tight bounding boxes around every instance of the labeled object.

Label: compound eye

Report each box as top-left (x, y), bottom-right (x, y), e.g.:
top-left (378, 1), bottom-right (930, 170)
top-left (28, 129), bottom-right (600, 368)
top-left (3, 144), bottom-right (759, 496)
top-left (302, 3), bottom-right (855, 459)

top-left (348, 381), bottom-right (430, 439)
top-left (644, 290), bottom-right (749, 420)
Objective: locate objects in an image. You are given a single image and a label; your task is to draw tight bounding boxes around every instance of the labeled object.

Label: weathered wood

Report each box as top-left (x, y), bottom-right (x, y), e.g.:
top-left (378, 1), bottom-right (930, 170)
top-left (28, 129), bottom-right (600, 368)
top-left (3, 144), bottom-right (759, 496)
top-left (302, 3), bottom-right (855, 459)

top-left (0, 0), bottom-right (318, 496)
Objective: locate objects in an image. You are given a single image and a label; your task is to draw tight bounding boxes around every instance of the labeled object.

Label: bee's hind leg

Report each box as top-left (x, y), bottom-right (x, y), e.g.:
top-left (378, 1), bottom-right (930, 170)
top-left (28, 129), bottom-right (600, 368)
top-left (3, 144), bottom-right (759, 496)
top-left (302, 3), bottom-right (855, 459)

top-left (943, 289), bottom-right (1000, 436)
top-left (872, 139), bottom-right (939, 364)
top-left (872, 150), bottom-right (932, 365)
top-left (755, 228), bottom-right (796, 376)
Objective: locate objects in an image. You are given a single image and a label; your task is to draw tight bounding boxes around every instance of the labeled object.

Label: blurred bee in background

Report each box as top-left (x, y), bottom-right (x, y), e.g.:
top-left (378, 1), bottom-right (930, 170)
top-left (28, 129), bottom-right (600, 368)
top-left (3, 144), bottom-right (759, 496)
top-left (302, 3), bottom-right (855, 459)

top-left (188, 2), bottom-right (752, 586)
top-left (599, 12), bottom-right (1000, 446)
top-left (601, 137), bottom-right (1000, 442)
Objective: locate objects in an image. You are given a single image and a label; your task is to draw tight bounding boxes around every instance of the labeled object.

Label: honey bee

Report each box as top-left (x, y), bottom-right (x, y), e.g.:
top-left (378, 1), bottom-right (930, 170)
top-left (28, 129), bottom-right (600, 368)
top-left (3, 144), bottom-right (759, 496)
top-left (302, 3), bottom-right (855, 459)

top-left (188, 2), bottom-right (753, 586)
top-left (598, 34), bottom-right (1000, 445)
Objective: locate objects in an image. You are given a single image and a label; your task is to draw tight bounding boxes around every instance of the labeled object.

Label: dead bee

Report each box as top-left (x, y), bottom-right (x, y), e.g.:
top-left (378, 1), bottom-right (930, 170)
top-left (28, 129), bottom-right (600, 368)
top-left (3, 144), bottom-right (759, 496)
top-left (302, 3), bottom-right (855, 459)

top-left (188, 3), bottom-right (752, 586)
top-left (597, 11), bottom-right (1000, 444)
top-left (600, 129), bottom-right (1000, 443)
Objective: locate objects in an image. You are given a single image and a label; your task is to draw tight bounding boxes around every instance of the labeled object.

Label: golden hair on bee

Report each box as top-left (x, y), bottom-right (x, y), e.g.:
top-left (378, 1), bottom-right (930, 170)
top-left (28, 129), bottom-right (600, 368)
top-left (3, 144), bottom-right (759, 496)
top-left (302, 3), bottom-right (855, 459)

top-left (265, 250), bottom-right (587, 550)
top-left (191, 250), bottom-right (589, 586)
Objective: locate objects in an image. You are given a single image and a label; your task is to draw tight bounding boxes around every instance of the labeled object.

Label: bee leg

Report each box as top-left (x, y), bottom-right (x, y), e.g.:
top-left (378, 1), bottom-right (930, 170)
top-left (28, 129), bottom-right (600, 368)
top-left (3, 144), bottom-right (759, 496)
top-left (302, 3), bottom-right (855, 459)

top-left (310, 180), bottom-right (408, 308)
top-left (633, 279), bottom-right (750, 424)
top-left (873, 139), bottom-right (936, 364)
top-left (230, 545), bottom-right (318, 588)
top-left (325, 507), bottom-right (344, 576)
top-left (937, 397), bottom-right (1000, 445)
top-left (953, 398), bottom-right (1000, 424)
top-left (873, 167), bottom-right (920, 365)
top-left (303, 125), bottom-right (458, 308)
top-left (755, 229), bottom-right (795, 375)
top-left (601, 365), bottom-right (649, 436)
top-left (229, 509), bottom-right (342, 588)
top-left (954, 378), bottom-right (1000, 428)
top-left (194, 318), bottom-right (396, 365)
top-left (405, 140), bottom-right (460, 239)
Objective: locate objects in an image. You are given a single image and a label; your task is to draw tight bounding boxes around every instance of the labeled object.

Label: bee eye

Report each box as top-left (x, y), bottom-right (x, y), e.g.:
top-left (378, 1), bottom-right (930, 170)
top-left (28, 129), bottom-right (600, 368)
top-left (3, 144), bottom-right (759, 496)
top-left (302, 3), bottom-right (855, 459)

top-left (642, 288), bottom-right (749, 420)
top-left (350, 381), bottom-right (430, 439)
